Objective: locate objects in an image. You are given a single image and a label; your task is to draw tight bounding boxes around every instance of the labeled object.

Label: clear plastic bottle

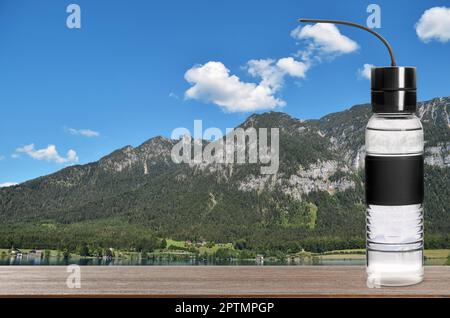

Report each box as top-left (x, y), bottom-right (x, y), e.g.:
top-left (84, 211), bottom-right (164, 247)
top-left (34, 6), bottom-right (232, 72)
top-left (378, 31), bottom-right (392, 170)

top-left (296, 20), bottom-right (424, 288)
top-left (365, 113), bottom-right (424, 287)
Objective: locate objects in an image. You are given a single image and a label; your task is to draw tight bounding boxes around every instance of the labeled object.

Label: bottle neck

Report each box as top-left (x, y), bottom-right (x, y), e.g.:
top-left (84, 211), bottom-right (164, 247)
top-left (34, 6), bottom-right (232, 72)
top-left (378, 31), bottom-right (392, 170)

top-left (375, 112), bottom-right (415, 117)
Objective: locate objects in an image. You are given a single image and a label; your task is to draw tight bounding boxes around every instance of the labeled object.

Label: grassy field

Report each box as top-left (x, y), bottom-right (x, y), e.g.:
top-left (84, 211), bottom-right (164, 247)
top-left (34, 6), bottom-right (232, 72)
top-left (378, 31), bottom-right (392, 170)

top-left (319, 253), bottom-right (365, 260)
top-left (165, 238), bottom-right (234, 255)
top-left (424, 249), bottom-right (450, 259)
top-left (1, 248), bottom-right (61, 257)
top-left (316, 249), bottom-right (450, 264)
top-left (0, 239), bottom-right (237, 259)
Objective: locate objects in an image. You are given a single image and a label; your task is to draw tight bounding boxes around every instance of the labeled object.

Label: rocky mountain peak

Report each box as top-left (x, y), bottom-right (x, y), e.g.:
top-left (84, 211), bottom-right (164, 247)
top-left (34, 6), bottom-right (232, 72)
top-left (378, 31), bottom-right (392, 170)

top-left (240, 111), bottom-right (304, 131)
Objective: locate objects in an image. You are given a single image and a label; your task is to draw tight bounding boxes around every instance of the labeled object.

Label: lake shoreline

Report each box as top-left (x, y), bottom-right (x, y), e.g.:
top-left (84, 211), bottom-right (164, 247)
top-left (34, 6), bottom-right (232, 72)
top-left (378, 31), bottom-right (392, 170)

top-left (1, 248), bottom-right (449, 266)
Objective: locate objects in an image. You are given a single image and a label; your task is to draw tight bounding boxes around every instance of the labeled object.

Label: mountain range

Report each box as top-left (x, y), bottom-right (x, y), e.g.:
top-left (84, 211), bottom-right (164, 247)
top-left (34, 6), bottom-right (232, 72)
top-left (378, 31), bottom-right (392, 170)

top-left (0, 97), bottom-right (449, 253)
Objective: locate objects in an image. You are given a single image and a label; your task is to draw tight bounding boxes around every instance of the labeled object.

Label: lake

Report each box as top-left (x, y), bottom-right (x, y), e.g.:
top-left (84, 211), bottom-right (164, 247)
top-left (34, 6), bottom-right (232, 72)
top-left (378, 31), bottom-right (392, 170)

top-left (1, 253), bottom-right (446, 266)
top-left (0, 254), bottom-right (367, 266)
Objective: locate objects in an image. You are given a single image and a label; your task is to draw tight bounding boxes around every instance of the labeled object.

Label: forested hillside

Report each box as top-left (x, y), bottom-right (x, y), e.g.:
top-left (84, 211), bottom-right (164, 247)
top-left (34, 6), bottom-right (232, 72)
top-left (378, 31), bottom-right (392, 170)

top-left (0, 97), bottom-right (449, 253)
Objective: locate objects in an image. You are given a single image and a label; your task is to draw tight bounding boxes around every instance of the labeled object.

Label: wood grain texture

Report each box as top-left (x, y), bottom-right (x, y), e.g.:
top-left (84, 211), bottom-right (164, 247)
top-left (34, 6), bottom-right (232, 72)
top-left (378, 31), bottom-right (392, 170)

top-left (0, 266), bottom-right (448, 297)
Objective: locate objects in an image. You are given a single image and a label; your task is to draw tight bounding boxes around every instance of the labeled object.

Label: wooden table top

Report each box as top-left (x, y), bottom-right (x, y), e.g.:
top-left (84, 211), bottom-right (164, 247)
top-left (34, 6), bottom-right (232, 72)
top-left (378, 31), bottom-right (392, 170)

top-left (0, 266), bottom-right (448, 297)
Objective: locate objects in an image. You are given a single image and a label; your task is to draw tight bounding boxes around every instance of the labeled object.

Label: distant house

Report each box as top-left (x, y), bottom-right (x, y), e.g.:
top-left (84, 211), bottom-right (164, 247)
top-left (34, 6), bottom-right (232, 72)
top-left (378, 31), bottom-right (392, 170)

top-left (11, 248), bottom-right (22, 257)
top-left (29, 249), bottom-right (43, 258)
top-left (256, 255), bottom-right (264, 265)
top-left (104, 248), bottom-right (114, 259)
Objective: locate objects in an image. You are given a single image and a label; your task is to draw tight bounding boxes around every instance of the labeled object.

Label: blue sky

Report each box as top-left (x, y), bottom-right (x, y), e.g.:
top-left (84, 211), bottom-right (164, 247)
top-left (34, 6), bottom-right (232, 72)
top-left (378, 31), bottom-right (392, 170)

top-left (0, 0), bottom-right (449, 184)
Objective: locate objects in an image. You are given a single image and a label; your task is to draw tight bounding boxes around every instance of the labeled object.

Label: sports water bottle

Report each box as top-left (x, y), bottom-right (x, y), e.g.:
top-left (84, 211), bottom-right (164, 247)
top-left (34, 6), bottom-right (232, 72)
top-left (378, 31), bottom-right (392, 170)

top-left (298, 19), bottom-right (424, 287)
top-left (365, 67), bottom-right (423, 287)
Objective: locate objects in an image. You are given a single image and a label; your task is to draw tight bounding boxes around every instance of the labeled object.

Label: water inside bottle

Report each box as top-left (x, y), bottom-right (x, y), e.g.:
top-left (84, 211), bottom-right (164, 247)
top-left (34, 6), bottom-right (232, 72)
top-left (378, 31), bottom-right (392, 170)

top-left (366, 204), bottom-right (424, 287)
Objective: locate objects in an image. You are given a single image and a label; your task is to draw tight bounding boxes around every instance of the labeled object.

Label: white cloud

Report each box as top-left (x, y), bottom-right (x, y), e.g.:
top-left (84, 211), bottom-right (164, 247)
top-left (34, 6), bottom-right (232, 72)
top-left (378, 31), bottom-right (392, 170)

top-left (0, 155), bottom-right (5, 161)
top-left (184, 23), bottom-right (357, 112)
top-left (247, 57), bottom-right (308, 88)
top-left (276, 57), bottom-right (309, 77)
top-left (15, 144), bottom-right (79, 164)
top-left (0, 182), bottom-right (18, 188)
top-left (185, 58), bottom-right (308, 112)
top-left (67, 128), bottom-right (100, 138)
top-left (246, 58), bottom-right (285, 91)
top-left (358, 63), bottom-right (374, 80)
top-left (185, 61), bottom-right (286, 112)
top-left (169, 92), bottom-right (180, 100)
top-left (416, 7), bottom-right (450, 43)
top-left (290, 23), bottom-right (359, 54)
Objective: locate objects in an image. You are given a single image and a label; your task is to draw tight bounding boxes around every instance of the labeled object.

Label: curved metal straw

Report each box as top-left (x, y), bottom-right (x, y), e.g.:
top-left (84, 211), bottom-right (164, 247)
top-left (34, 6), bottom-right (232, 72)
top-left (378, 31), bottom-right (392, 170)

top-left (298, 19), bottom-right (396, 66)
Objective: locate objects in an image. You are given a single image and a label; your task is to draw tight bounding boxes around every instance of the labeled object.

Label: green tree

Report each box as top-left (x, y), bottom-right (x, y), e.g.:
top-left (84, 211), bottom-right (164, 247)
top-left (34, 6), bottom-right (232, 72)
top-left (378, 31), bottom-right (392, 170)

top-left (234, 239), bottom-right (247, 250)
top-left (78, 243), bottom-right (90, 257)
top-left (104, 248), bottom-right (114, 258)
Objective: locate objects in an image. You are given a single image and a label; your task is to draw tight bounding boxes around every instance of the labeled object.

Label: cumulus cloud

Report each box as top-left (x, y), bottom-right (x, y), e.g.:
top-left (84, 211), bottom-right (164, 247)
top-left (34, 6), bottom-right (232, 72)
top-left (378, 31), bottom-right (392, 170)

top-left (15, 144), bottom-right (79, 164)
top-left (247, 57), bottom-right (308, 88)
top-left (67, 128), bottom-right (100, 138)
top-left (416, 7), bottom-right (450, 43)
top-left (185, 58), bottom-right (308, 112)
top-left (0, 182), bottom-right (18, 188)
top-left (290, 23), bottom-right (359, 54)
top-left (185, 61), bottom-right (286, 112)
top-left (184, 23), bottom-right (357, 112)
top-left (246, 59), bottom-right (285, 91)
top-left (276, 57), bottom-right (309, 77)
top-left (358, 63), bottom-right (374, 80)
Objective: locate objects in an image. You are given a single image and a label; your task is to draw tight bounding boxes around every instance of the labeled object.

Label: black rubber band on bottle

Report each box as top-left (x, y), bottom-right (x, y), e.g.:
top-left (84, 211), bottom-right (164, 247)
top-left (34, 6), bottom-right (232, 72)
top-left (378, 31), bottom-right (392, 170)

top-left (365, 155), bottom-right (424, 206)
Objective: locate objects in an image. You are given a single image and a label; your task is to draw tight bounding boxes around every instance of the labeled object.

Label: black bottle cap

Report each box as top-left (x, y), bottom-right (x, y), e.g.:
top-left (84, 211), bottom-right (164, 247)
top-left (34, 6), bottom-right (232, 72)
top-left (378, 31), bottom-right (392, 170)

top-left (371, 67), bottom-right (416, 113)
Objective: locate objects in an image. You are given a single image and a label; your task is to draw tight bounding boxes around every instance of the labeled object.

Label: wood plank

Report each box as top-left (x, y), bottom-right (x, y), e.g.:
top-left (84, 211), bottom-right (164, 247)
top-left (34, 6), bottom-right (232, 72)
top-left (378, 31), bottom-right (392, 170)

top-left (0, 266), bottom-right (448, 297)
